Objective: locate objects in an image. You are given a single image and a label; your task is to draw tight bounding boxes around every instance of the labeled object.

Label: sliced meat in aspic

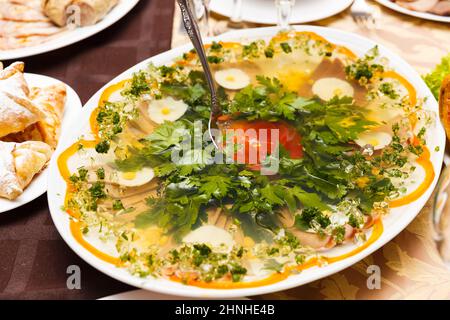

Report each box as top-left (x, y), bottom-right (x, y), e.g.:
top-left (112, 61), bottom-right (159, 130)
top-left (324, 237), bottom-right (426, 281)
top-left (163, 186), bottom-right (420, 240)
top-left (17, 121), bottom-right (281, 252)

top-left (429, 0), bottom-right (450, 15)
top-left (396, 0), bottom-right (439, 12)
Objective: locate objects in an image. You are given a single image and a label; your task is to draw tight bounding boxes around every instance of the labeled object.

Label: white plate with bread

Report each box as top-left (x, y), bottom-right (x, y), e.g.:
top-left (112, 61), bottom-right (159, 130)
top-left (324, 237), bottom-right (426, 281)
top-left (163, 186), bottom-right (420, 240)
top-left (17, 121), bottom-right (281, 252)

top-left (0, 0), bottom-right (140, 60)
top-left (0, 62), bottom-right (82, 213)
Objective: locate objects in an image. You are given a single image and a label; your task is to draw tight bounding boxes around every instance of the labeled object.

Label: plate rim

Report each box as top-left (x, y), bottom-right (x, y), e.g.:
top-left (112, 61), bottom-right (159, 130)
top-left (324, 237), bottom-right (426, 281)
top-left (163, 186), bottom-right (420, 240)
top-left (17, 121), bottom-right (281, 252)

top-left (209, 0), bottom-right (353, 24)
top-left (98, 289), bottom-right (250, 300)
top-left (376, 0), bottom-right (450, 23)
top-left (47, 25), bottom-right (446, 298)
top-left (0, 73), bottom-right (82, 214)
top-left (0, 0), bottom-right (140, 60)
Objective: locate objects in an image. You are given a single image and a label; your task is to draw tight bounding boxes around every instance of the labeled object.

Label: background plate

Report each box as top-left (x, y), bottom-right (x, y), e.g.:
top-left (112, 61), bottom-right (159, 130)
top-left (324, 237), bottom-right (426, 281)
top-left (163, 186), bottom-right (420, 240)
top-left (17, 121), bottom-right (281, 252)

top-left (376, 0), bottom-right (450, 23)
top-left (98, 289), bottom-right (249, 300)
top-left (0, 73), bottom-right (82, 213)
top-left (210, 0), bottom-right (353, 25)
top-left (48, 26), bottom-right (445, 298)
top-left (0, 0), bottom-right (140, 60)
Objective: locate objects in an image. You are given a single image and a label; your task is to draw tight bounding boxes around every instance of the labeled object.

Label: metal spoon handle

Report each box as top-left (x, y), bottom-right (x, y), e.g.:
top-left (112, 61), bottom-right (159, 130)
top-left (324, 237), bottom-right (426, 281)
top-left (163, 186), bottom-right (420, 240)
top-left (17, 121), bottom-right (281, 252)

top-left (176, 0), bottom-right (220, 116)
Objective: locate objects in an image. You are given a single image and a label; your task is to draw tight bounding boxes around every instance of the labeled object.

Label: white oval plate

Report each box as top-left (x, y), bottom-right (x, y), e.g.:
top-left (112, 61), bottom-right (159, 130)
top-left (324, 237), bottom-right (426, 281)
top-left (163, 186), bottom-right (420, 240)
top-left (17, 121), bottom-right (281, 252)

top-left (210, 0), bottom-right (353, 25)
top-left (98, 289), bottom-right (249, 300)
top-left (0, 73), bottom-right (82, 213)
top-left (0, 0), bottom-right (140, 61)
top-left (48, 26), bottom-right (445, 298)
top-left (376, 0), bottom-right (450, 23)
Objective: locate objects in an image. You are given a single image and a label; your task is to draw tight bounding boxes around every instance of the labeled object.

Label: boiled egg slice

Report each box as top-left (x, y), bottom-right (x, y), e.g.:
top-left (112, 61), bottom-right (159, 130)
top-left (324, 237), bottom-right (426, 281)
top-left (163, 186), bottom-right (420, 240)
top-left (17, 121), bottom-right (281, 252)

top-left (183, 225), bottom-right (235, 249)
top-left (312, 77), bottom-right (354, 101)
top-left (355, 131), bottom-right (392, 150)
top-left (114, 167), bottom-right (155, 187)
top-left (214, 68), bottom-right (250, 90)
top-left (147, 97), bottom-right (188, 124)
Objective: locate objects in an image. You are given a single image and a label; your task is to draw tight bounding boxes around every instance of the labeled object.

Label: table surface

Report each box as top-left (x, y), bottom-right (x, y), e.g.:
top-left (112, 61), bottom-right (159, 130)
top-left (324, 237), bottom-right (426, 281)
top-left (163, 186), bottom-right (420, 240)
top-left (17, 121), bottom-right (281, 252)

top-left (0, 0), bottom-right (175, 300)
top-left (2, 0), bottom-right (450, 300)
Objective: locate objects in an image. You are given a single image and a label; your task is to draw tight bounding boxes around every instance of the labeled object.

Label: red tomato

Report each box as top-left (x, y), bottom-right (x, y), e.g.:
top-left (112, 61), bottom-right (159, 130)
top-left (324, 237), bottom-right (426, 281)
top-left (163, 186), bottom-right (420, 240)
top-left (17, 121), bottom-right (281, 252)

top-left (223, 120), bottom-right (303, 167)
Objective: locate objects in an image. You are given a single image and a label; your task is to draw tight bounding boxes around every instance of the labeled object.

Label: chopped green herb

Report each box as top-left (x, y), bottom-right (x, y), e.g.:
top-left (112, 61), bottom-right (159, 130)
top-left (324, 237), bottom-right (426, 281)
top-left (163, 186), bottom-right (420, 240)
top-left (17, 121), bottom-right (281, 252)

top-left (207, 56), bottom-right (224, 64)
top-left (96, 167), bottom-right (105, 180)
top-left (95, 140), bottom-right (110, 154)
top-left (113, 200), bottom-right (125, 211)
top-left (280, 42), bottom-right (292, 53)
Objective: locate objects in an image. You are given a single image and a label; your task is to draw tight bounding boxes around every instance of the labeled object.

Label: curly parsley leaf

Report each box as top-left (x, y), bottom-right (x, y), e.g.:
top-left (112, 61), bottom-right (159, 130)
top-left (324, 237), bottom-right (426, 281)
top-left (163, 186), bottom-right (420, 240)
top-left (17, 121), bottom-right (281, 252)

top-left (423, 53), bottom-right (450, 100)
top-left (144, 121), bottom-right (189, 154)
top-left (294, 207), bottom-right (331, 231)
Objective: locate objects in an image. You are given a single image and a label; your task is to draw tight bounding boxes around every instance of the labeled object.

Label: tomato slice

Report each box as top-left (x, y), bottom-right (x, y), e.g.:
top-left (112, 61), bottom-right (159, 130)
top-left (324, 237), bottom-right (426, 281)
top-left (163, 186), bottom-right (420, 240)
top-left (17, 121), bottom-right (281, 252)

top-left (223, 120), bottom-right (303, 167)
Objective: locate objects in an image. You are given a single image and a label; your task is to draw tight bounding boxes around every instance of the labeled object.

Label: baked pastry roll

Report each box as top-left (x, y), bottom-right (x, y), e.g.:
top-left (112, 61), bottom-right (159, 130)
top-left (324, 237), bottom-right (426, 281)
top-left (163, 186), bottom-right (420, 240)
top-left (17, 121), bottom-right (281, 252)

top-left (3, 84), bottom-right (67, 148)
top-left (0, 62), bottom-right (29, 95)
top-left (42, 0), bottom-right (119, 27)
top-left (0, 62), bottom-right (44, 138)
top-left (439, 75), bottom-right (450, 139)
top-left (0, 0), bottom-right (62, 50)
top-left (2, 124), bottom-right (44, 144)
top-left (0, 0), bottom-right (49, 22)
top-left (0, 140), bottom-right (52, 200)
top-left (40, 0), bottom-right (72, 26)
top-left (30, 83), bottom-right (67, 148)
top-left (2, 0), bottom-right (43, 11)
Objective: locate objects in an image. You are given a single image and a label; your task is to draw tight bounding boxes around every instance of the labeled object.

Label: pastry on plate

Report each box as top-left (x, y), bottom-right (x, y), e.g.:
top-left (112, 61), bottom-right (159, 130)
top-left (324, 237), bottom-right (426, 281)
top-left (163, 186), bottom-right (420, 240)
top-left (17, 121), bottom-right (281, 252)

top-left (0, 0), bottom-right (62, 50)
top-left (393, 0), bottom-right (450, 16)
top-left (0, 62), bottom-right (44, 138)
top-left (0, 140), bottom-right (52, 200)
top-left (0, 0), bottom-right (49, 22)
top-left (42, 0), bottom-right (119, 27)
top-left (1, 61), bottom-right (67, 147)
top-left (3, 83), bottom-right (67, 148)
top-left (439, 75), bottom-right (450, 139)
top-left (0, 61), bottom-right (67, 201)
top-left (0, 0), bottom-right (119, 51)
top-left (30, 83), bottom-right (67, 148)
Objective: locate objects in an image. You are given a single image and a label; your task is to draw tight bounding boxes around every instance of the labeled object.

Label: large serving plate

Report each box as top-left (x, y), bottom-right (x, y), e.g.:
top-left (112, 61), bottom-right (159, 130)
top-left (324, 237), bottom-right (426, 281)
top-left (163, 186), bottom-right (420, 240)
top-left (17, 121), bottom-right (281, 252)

top-left (0, 73), bottom-right (82, 213)
top-left (376, 0), bottom-right (450, 24)
top-left (210, 0), bottom-right (353, 25)
top-left (47, 26), bottom-right (446, 298)
top-left (0, 0), bottom-right (140, 61)
top-left (98, 289), bottom-right (249, 300)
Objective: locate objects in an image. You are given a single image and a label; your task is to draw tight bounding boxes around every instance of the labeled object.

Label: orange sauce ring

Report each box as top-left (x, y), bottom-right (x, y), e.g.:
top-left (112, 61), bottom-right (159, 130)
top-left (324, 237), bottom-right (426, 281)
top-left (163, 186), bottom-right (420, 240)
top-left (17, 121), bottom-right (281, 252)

top-left (90, 79), bottom-right (129, 141)
top-left (170, 220), bottom-right (383, 289)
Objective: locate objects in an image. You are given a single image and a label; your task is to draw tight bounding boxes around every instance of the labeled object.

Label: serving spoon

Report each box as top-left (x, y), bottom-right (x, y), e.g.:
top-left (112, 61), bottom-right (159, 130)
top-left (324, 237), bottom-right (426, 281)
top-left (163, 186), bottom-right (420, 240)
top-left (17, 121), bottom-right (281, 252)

top-left (176, 0), bottom-right (221, 149)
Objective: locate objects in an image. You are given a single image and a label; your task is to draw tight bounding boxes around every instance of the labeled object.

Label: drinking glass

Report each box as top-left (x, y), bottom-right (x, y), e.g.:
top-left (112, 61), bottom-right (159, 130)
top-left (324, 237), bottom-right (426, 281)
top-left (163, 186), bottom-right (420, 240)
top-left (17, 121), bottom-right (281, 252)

top-left (432, 161), bottom-right (450, 267)
top-left (275, 0), bottom-right (296, 29)
top-left (190, 0), bottom-right (212, 37)
top-left (228, 0), bottom-right (244, 28)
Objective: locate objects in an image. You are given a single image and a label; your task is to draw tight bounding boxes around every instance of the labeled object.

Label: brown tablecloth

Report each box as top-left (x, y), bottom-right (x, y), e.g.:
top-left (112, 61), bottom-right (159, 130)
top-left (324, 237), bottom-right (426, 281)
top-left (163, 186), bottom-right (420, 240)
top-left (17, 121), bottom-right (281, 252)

top-left (0, 0), bottom-right (175, 300)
